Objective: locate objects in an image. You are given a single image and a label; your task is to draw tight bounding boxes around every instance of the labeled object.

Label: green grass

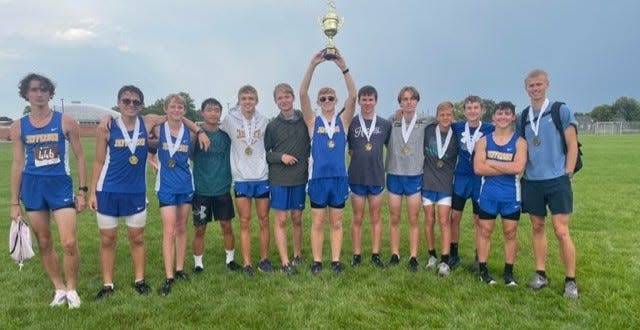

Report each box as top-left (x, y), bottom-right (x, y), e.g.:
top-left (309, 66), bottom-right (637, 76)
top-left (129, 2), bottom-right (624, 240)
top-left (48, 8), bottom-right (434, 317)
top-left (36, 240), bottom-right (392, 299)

top-left (0, 135), bottom-right (639, 329)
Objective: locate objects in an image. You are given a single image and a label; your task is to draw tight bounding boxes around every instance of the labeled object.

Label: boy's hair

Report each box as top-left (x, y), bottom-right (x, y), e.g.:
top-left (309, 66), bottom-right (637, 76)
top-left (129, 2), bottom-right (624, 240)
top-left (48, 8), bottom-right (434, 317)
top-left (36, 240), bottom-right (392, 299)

top-left (19, 73), bottom-right (55, 101)
top-left (358, 85), bottom-right (378, 101)
top-left (317, 87), bottom-right (336, 97)
top-left (238, 85), bottom-right (259, 102)
top-left (117, 85), bottom-right (144, 104)
top-left (201, 98), bottom-right (222, 112)
top-left (436, 101), bottom-right (454, 115)
top-left (463, 95), bottom-right (483, 109)
top-left (397, 86), bottom-right (420, 104)
top-left (273, 83), bottom-right (295, 99)
top-left (524, 68), bottom-right (549, 85)
top-left (493, 101), bottom-right (516, 114)
top-left (163, 93), bottom-right (186, 110)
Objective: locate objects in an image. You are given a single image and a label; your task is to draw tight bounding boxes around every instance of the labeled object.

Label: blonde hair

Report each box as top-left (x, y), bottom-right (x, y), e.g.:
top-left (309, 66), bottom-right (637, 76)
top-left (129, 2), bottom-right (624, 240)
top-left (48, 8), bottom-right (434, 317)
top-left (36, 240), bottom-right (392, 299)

top-left (163, 93), bottom-right (185, 110)
top-left (273, 83), bottom-right (294, 99)
top-left (317, 87), bottom-right (336, 97)
top-left (524, 69), bottom-right (549, 85)
top-left (436, 101), bottom-right (454, 115)
top-left (238, 85), bottom-right (259, 102)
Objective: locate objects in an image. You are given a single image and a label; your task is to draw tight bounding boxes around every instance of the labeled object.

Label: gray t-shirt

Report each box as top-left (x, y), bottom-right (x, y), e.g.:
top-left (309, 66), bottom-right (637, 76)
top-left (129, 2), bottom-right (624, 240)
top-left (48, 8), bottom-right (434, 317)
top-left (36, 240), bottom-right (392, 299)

top-left (386, 113), bottom-right (434, 176)
top-left (347, 114), bottom-right (392, 186)
top-left (422, 123), bottom-right (458, 193)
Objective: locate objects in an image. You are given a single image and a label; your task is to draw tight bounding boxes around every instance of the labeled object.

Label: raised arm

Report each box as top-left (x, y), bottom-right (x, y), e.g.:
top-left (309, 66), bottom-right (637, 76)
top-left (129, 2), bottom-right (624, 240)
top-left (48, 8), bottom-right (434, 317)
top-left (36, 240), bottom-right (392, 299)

top-left (300, 51), bottom-right (325, 132)
top-left (334, 49), bottom-right (356, 129)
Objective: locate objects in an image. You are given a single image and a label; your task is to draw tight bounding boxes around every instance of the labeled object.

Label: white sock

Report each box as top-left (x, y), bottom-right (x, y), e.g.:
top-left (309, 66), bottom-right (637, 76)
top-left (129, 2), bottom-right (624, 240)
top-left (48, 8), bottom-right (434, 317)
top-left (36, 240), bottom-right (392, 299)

top-left (194, 255), bottom-right (203, 268)
top-left (104, 283), bottom-right (114, 289)
top-left (225, 249), bottom-right (234, 264)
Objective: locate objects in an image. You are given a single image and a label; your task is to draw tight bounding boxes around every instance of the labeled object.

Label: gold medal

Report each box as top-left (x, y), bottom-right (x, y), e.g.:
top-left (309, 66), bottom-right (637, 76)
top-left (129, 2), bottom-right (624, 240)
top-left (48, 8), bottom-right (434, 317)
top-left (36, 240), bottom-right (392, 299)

top-left (167, 158), bottom-right (176, 168)
top-left (436, 159), bottom-right (444, 169)
top-left (327, 139), bottom-right (335, 149)
top-left (245, 146), bottom-right (253, 156)
top-left (364, 142), bottom-right (372, 151)
top-left (533, 137), bottom-right (541, 146)
top-left (401, 144), bottom-right (410, 155)
top-left (128, 155), bottom-right (138, 165)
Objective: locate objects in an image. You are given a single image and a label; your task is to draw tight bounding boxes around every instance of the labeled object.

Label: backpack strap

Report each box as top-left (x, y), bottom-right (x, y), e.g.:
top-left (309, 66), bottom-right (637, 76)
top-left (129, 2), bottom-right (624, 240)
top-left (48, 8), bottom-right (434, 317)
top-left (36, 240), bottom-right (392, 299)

top-left (519, 106), bottom-right (530, 138)
top-left (550, 101), bottom-right (567, 153)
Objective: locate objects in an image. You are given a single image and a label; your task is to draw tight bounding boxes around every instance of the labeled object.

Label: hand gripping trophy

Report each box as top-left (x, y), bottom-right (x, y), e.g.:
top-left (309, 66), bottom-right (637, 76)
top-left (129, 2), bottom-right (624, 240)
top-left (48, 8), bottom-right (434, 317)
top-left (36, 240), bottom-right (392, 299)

top-left (318, 0), bottom-right (344, 60)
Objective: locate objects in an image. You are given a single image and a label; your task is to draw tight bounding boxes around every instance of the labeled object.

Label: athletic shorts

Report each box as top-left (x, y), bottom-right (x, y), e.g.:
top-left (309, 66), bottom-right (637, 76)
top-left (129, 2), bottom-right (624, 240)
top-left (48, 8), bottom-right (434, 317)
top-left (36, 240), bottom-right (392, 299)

top-left (96, 191), bottom-right (146, 217)
top-left (421, 189), bottom-right (452, 206)
top-left (349, 184), bottom-right (384, 197)
top-left (521, 176), bottom-right (573, 216)
top-left (386, 174), bottom-right (422, 196)
top-left (20, 174), bottom-right (75, 211)
top-left (158, 191), bottom-right (193, 207)
top-left (478, 197), bottom-right (521, 220)
top-left (192, 193), bottom-right (235, 226)
top-left (452, 174), bottom-right (481, 200)
top-left (234, 180), bottom-right (269, 199)
top-left (270, 184), bottom-right (306, 211)
top-left (97, 209), bottom-right (147, 229)
top-left (308, 177), bottom-right (348, 208)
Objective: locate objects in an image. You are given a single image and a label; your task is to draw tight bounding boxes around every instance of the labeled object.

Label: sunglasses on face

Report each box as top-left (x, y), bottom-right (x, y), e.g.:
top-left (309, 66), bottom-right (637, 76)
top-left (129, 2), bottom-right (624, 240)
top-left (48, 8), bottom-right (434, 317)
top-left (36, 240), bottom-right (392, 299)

top-left (121, 98), bottom-right (143, 107)
top-left (319, 96), bottom-right (336, 102)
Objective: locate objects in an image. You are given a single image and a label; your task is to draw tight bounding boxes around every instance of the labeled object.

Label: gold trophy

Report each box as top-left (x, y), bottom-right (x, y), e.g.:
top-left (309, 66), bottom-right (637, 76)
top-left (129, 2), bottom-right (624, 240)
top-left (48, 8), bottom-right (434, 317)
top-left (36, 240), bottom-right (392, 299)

top-left (319, 0), bottom-right (343, 60)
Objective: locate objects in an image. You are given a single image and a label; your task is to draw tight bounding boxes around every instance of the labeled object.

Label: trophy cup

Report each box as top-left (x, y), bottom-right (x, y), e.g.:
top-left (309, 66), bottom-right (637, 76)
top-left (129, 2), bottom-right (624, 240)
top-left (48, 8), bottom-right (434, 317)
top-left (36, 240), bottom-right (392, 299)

top-left (319, 0), bottom-right (343, 60)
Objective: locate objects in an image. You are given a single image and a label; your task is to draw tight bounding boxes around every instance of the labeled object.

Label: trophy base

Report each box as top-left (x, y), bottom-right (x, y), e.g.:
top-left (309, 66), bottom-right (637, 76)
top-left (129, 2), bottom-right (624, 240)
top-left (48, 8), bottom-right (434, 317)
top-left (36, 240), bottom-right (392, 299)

top-left (323, 47), bottom-right (337, 60)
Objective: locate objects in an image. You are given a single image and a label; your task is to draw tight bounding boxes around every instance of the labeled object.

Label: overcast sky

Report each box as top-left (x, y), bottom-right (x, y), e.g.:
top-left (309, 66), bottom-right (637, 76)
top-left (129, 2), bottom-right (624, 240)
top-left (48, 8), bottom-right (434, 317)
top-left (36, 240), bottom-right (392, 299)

top-left (1, 0), bottom-right (639, 119)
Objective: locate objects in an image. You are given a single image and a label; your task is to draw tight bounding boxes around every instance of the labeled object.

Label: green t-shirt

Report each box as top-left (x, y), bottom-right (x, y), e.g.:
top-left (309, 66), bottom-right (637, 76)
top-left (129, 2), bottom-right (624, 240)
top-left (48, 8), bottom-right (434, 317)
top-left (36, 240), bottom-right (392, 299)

top-left (192, 128), bottom-right (232, 196)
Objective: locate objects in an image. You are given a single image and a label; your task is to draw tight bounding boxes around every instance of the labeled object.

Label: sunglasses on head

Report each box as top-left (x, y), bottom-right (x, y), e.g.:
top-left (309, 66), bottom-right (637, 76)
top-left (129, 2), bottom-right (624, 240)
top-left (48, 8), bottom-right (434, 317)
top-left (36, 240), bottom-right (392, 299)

top-left (319, 96), bottom-right (335, 102)
top-left (121, 98), bottom-right (143, 107)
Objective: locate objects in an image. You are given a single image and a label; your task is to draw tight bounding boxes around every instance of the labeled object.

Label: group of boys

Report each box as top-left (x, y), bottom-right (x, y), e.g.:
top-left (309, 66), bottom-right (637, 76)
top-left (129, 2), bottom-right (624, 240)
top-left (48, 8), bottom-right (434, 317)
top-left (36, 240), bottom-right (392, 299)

top-left (9, 55), bottom-right (580, 308)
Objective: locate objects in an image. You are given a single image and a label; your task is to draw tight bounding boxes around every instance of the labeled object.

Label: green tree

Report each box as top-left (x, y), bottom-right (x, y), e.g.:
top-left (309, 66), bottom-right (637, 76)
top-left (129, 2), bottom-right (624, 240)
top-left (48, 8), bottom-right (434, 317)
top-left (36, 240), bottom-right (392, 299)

top-left (589, 104), bottom-right (614, 122)
top-left (453, 98), bottom-right (496, 122)
top-left (612, 96), bottom-right (640, 121)
top-left (142, 92), bottom-right (201, 122)
top-left (23, 105), bottom-right (31, 114)
top-left (142, 98), bottom-right (165, 116)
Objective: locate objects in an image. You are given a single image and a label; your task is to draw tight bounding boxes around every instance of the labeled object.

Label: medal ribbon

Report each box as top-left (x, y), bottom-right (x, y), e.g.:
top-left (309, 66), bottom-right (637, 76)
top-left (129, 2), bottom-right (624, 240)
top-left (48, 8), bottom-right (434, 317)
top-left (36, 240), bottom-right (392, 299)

top-left (464, 121), bottom-right (483, 154)
top-left (163, 122), bottom-right (185, 158)
top-left (358, 114), bottom-right (377, 143)
top-left (436, 125), bottom-right (453, 160)
top-left (117, 116), bottom-right (140, 155)
top-left (242, 114), bottom-right (256, 146)
top-left (401, 113), bottom-right (417, 144)
top-left (320, 112), bottom-right (338, 140)
top-left (528, 98), bottom-right (549, 139)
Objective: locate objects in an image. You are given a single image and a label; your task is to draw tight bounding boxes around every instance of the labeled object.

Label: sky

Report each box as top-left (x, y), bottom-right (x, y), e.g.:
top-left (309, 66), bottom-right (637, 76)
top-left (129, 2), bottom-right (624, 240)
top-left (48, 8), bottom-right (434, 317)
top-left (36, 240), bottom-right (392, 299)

top-left (1, 0), bottom-right (639, 120)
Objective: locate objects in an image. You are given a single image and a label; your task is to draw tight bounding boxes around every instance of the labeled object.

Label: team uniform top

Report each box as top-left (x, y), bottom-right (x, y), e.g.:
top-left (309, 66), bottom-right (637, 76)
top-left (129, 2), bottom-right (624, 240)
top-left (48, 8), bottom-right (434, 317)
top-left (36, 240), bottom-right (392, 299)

top-left (309, 115), bottom-right (347, 179)
top-left (386, 113), bottom-right (433, 176)
top-left (221, 107), bottom-right (269, 182)
top-left (479, 132), bottom-right (520, 202)
top-left (264, 109), bottom-right (310, 186)
top-left (155, 123), bottom-right (194, 194)
top-left (347, 114), bottom-right (391, 186)
top-left (516, 102), bottom-right (578, 181)
top-left (422, 122), bottom-right (458, 193)
top-left (451, 121), bottom-right (494, 176)
top-left (20, 111), bottom-right (70, 176)
top-left (96, 116), bottom-right (148, 194)
top-left (192, 128), bottom-right (232, 196)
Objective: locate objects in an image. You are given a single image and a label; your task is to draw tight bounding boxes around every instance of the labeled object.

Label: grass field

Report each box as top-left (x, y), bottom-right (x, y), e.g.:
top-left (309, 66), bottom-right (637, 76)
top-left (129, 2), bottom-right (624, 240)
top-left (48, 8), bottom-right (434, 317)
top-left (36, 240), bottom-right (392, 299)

top-left (0, 135), bottom-right (639, 329)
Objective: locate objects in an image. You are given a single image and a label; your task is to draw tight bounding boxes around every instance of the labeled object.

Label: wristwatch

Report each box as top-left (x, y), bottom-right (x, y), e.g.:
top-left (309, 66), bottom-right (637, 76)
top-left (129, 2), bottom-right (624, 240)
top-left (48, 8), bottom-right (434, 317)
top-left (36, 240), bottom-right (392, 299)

top-left (78, 186), bottom-right (89, 193)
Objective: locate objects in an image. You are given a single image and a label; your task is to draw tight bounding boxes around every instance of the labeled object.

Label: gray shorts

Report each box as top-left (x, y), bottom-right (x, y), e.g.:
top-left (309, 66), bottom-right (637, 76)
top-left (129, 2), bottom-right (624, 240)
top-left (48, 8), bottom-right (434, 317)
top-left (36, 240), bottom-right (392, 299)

top-left (521, 176), bottom-right (573, 216)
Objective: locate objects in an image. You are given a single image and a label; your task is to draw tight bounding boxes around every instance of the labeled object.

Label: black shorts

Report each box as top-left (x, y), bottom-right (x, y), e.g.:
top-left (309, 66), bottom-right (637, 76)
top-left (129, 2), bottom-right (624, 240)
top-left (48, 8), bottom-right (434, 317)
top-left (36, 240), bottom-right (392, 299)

top-left (521, 176), bottom-right (573, 217)
top-left (192, 193), bottom-right (235, 226)
top-left (451, 193), bottom-right (479, 214)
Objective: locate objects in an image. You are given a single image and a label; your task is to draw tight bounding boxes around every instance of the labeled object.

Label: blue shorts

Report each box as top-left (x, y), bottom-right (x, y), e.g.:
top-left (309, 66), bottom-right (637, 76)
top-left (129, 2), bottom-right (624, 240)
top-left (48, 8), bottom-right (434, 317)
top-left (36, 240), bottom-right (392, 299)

top-left (478, 197), bottom-right (521, 221)
top-left (158, 191), bottom-right (193, 207)
top-left (308, 177), bottom-right (349, 208)
top-left (349, 184), bottom-right (384, 197)
top-left (452, 174), bottom-right (481, 200)
top-left (96, 191), bottom-right (147, 217)
top-left (521, 176), bottom-right (573, 216)
top-left (270, 184), bottom-right (306, 210)
top-left (421, 189), bottom-right (452, 205)
top-left (386, 174), bottom-right (422, 196)
top-left (20, 174), bottom-right (75, 211)
top-left (234, 180), bottom-right (270, 198)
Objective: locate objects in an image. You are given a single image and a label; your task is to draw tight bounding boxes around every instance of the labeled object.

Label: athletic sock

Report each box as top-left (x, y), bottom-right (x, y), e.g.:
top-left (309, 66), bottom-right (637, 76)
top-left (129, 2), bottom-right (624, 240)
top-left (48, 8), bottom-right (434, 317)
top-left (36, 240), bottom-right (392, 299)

top-left (441, 254), bottom-right (450, 264)
top-left (478, 262), bottom-right (488, 273)
top-left (504, 263), bottom-right (513, 275)
top-left (225, 249), bottom-right (235, 264)
top-left (565, 276), bottom-right (576, 283)
top-left (194, 255), bottom-right (203, 268)
top-left (536, 270), bottom-right (547, 278)
top-left (450, 243), bottom-right (459, 257)
top-left (428, 249), bottom-right (437, 258)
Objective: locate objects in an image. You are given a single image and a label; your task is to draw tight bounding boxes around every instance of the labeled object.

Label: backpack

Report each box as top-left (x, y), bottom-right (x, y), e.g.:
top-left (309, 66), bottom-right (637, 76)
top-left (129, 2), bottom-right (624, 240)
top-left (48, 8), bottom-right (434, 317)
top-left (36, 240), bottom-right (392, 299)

top-left (520, 101), bottom-right (583, 173)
